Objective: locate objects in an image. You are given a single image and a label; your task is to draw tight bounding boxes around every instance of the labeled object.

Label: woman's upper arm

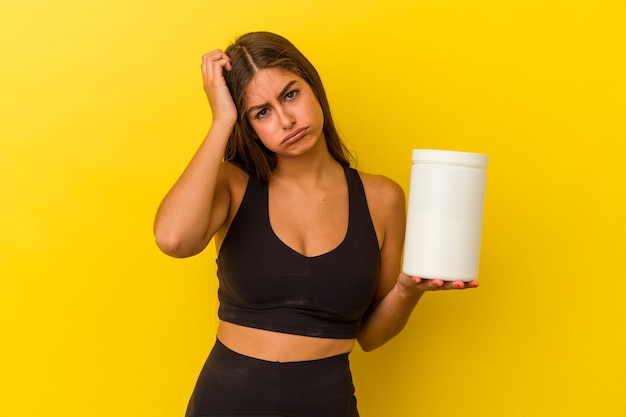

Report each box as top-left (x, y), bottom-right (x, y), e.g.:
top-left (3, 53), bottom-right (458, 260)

top-left (362, 173), bottom-right (407, 302)
top-left (205, 162), bottom-right (247, 249)
top-left (164, 162), bottom-right (242, 258)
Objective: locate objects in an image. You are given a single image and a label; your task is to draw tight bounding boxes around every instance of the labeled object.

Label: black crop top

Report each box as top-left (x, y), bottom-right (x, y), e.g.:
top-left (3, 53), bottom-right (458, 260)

top-left (216, 167), bottom-right (381, 339)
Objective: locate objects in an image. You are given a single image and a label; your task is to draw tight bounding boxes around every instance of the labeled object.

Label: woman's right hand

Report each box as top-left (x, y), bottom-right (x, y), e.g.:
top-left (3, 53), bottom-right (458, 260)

top-left (201, 50), bottom-right (238, 126)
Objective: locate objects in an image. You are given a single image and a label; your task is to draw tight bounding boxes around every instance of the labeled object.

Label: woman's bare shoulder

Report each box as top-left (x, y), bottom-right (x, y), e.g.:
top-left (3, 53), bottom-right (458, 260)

top-left (357, 170), bottom-right (406, 208)
top-left (356, 170), bottom-right (406, 254)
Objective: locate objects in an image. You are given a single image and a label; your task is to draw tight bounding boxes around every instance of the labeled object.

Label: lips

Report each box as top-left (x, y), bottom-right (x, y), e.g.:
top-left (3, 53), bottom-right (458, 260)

top-left (282, 127), bottom-right (307, 144)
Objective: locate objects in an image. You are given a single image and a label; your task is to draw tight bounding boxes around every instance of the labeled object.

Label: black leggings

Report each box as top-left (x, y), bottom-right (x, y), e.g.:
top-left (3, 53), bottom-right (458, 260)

top-left (185, 338), bottom-right (360, 417)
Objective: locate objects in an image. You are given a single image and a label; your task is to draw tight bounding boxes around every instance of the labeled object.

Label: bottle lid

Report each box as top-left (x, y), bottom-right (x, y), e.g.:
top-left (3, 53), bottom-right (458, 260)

top-left (412, 149), bottom-right (488, 168)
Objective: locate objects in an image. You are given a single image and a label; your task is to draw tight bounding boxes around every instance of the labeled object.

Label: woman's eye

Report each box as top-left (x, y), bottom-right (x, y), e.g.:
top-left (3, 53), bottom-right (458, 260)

top-left (285, 90), bottom-right (299, 101)
top-left (256, 108), bottom-right (270, 119)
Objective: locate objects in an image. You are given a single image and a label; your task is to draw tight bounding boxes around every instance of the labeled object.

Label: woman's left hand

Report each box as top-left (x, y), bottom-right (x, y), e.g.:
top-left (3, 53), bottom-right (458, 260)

top-left (397, 272), bottom-right (479, 294)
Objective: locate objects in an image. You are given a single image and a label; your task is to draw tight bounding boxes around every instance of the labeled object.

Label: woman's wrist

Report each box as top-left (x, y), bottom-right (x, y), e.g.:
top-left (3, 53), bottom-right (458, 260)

top-left (394, 277), bottom-right (425, 303)
top-left (210, 116), bottom-right (236, 132)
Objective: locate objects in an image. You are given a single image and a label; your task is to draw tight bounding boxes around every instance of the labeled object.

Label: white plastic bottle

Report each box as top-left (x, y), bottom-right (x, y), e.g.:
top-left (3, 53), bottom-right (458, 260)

top-left (402, 149), bottom-right (488, 281)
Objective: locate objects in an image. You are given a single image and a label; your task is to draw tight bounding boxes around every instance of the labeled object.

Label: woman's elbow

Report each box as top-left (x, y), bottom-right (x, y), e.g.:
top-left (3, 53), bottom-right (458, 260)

top-left (155, 230), bottom-right (182, 257)
top-left (356, 335), bottom-right (384, 353)
top-left (154, 228), bottom-right (199, 258)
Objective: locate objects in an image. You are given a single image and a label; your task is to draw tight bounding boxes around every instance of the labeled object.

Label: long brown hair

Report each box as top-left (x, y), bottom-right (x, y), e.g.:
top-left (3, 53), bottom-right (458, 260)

top-left (223, 31), bottom-right (354, 182)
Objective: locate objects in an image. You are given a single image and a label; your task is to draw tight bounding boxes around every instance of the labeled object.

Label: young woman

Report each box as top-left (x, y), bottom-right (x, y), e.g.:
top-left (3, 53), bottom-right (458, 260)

top-left (154, 31), bottom-right (478, 417)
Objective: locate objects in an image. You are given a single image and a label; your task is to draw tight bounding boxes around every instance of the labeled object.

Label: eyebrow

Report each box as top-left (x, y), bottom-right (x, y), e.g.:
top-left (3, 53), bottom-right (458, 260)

top-left (247, 80), bottom-right (298, 115)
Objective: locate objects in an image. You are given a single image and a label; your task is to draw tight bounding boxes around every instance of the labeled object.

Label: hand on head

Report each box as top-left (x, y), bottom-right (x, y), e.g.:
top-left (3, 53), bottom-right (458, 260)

top-left (201, 50), bottom-right (237, 125)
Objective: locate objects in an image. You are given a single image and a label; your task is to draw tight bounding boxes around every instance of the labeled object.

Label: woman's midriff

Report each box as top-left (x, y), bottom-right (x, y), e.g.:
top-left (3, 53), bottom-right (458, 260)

top-left (216, 321), bottom-right (356, 362)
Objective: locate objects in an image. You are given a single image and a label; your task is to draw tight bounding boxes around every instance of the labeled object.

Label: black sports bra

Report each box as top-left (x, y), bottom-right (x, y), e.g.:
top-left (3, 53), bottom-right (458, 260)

top-left (216, 167), bottom-right (381, 339)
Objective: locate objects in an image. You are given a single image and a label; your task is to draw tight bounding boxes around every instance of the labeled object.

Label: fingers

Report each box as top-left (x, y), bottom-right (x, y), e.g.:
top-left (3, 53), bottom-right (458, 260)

top-left (445, 280), bottom-right (479, 290)
top-left (409, 276), bottom-right (479, 291)
top-left (201, 49), bottom-right (232, 78)
top-left (199, 49), bottom-right (238, 122)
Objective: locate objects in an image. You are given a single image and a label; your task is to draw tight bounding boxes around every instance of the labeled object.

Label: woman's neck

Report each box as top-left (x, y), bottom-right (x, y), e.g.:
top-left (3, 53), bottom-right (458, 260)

top-left (271, 152), bottom-right (344, 189)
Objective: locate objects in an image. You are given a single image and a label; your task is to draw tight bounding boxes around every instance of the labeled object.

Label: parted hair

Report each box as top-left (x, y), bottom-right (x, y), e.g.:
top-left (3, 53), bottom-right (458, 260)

top-left (223, 31), bottom-right (353, 182)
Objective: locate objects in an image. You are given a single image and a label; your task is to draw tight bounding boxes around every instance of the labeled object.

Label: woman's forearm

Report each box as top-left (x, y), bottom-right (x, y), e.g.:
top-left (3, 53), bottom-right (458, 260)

top-left (357, 282), bottom-right (424, 352)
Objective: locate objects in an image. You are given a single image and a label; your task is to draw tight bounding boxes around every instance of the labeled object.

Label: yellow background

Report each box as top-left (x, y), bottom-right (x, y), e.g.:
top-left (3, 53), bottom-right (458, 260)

top-left (1, 0), bottom-right (624, 416)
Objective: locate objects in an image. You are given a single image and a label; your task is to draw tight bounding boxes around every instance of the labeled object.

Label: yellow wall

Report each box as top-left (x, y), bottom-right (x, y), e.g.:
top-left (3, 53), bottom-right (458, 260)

top-left (1, 0), bottom-right (624, 416)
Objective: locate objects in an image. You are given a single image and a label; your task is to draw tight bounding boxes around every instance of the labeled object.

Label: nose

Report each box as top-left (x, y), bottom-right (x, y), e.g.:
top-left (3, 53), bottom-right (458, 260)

top-left (276, 106), bottom-right (295, 129)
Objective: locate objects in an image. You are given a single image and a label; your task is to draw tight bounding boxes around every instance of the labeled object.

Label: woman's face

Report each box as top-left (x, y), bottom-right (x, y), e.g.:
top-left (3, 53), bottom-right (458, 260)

top-left (244, 68), bottom-right (325, 157)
